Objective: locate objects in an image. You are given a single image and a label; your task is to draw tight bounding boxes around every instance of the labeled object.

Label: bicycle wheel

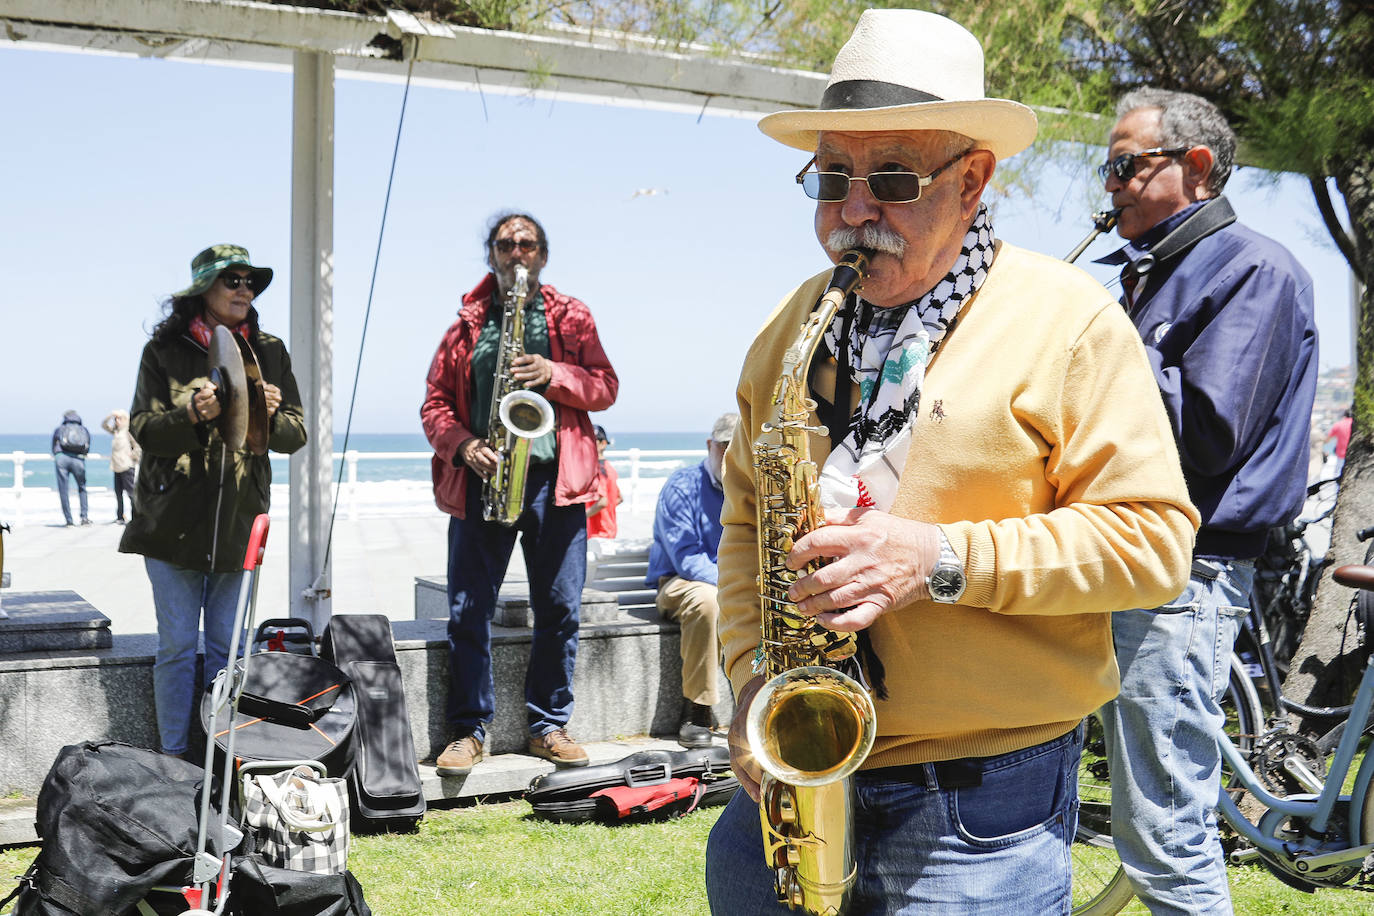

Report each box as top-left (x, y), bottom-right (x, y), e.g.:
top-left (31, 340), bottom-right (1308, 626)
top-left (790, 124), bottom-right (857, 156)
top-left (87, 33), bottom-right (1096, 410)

top-left (1072, 711), bottom-right (1135, 915)
top-left (1071, 656), bottom-right (1261, 916)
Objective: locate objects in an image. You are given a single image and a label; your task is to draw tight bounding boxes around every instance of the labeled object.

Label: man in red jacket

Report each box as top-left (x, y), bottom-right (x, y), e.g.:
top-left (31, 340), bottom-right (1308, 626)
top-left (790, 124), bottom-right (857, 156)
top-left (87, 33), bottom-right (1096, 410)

top-left (421, 212), bottom-right (619, 775)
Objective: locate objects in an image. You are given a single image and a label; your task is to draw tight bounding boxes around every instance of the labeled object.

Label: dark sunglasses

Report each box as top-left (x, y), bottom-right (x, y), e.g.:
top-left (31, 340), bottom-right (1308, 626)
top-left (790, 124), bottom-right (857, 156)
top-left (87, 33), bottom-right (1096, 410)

top-left (1097, 147), bottom-right (1189, 183)
top-left (795, 149), bottom-right (970, 203)
top-left (219, 274), bottom-right (259, 292)
top-left (494, 238), bottom-right (541, 254)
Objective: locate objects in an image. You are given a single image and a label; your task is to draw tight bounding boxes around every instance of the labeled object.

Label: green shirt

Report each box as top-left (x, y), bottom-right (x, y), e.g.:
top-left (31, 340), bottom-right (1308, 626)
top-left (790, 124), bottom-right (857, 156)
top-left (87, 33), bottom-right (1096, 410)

top-left (470, 291), bottom-right (556, 464)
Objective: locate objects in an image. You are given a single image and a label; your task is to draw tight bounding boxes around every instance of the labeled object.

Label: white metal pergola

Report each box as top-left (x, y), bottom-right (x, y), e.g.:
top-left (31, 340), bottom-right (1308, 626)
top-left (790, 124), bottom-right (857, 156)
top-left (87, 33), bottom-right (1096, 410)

top-left (0, 0), bottom-right (828, 628)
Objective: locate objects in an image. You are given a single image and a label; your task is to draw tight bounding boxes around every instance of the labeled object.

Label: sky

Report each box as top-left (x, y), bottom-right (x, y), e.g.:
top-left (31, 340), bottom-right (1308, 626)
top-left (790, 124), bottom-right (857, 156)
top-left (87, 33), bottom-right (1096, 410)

top-left (0, 41), bottom-right (1358, 438)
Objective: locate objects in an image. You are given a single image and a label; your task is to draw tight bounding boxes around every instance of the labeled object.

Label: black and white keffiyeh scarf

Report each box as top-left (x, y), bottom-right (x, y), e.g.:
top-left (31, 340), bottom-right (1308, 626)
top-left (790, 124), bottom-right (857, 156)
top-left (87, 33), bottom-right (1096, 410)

top-left (819, 205), bottom-right (996, 510)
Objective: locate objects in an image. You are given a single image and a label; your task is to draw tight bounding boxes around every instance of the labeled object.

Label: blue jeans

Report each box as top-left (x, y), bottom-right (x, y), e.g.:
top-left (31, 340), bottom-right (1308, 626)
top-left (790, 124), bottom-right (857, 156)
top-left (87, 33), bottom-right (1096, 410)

top-left (53, 453), bottom-right (88, 524)
top-left (1102, 558), bottom-right (1254, 916)
top-left (445, 463), bottom-right (586, 742)
top-left (145, 557), bottom-right (245, 755)
top-left (706, 727), bottom-right (1082, 915)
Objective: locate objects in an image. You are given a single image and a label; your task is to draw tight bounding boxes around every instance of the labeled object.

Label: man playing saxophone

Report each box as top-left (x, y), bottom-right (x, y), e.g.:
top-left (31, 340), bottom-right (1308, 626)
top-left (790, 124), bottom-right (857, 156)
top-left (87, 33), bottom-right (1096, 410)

top-left (706, 10), bottom-right (1200, 914)
top-left (422, 212), bottom-right (618, 775)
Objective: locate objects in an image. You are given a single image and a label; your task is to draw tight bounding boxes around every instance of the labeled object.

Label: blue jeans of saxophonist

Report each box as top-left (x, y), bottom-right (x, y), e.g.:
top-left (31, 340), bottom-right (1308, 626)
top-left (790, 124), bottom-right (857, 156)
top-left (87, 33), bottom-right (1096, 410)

top-left (705, 726), bottom-right (1082, 914)
top-left (1102, 557), bottom-right (1253, 916)
top-left (445, 463), bottom-right (586, 744)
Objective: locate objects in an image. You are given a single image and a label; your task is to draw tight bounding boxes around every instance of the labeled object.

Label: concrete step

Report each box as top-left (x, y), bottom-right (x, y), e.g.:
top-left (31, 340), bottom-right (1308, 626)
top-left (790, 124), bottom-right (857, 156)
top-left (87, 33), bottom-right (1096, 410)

top-left (0, 734), bottom-right (729, 847)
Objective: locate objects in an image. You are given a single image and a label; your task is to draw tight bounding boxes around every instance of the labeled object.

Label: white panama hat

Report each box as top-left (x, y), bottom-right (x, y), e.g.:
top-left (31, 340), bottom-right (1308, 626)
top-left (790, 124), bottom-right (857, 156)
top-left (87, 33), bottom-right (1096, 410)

top-left (758, 9), bottom-right (1038, 161)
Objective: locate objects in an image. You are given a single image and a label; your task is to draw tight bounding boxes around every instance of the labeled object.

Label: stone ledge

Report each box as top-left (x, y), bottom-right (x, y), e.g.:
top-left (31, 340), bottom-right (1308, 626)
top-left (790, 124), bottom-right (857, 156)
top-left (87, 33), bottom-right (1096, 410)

top-left (0, 591), bottom-right (112, 653)
top-left (1, 615), bottom-right (734, 801)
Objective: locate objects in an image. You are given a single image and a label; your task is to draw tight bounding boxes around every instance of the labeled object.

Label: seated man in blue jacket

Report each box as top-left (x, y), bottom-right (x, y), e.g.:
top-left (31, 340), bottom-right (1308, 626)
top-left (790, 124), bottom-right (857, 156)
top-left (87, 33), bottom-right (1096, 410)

top-left (646, 412), bottom-right (739, 748)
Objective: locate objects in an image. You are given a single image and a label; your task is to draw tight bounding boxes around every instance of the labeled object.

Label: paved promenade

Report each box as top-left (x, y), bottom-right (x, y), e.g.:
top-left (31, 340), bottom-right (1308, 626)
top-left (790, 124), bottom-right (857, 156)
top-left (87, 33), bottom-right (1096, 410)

top-left (2, 484), bottom-right (655, 635)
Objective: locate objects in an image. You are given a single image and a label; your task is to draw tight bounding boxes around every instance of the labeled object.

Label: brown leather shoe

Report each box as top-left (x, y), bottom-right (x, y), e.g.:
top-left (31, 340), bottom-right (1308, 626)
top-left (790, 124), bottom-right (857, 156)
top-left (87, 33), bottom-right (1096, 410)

top-left (528, 728), bottom-right (589, 767)
top-left (436, 735), bottom-right (483, 776)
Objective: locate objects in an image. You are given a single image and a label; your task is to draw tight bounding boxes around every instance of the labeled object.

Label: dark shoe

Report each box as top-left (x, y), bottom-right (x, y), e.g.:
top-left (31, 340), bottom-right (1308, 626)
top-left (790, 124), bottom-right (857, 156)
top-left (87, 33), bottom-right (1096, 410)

top-left (678, 722), bottom-right (714, 749)
top-left (64, 521), bottom-right (74, 527)
top-left (528, 728), bottom-right (589, 767)
top-left (678, 700), bottom-right (716, 748)
top-left (436, 735), bottom-right (483, 776)
top-left (80, 518), bottom-right (92, 526)
top-left (115, 517), bottom-right (125, 525)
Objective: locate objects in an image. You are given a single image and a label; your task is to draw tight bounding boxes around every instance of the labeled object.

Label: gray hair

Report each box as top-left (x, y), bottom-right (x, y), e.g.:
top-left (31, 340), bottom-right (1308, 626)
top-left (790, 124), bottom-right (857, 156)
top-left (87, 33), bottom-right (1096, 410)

top-left (1116, 89), bottom-right (1236, 194)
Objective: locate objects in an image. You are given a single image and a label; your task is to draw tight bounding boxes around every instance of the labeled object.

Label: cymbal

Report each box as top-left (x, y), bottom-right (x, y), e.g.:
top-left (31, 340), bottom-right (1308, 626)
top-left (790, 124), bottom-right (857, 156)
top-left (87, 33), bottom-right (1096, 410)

top-left (208, 326), bottom-right (248, 451)
top-left (237, 335), bottom-right (270, 456)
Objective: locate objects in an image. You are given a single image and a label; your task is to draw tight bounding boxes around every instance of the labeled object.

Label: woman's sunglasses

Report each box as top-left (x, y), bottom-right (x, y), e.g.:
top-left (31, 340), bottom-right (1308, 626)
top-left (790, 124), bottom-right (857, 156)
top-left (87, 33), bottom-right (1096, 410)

top-left (219, 274), bottom-right (259, 292)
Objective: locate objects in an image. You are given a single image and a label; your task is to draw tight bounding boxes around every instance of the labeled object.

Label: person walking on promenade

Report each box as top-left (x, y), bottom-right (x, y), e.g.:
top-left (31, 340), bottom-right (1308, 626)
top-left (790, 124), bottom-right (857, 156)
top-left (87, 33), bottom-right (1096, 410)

top-left (1325, 408), bottom-right (1352, 477)
top-left (705, 10), bottom-right (1200, 913)
top-left (1095, 88), bottom-right (1318, 915)
top-left (101, 408), bottom-right (142, 524)
top-left (119, 244), bottom-right (307, 760)
top-left (1093, 87), bottom-right (1319, 916)
top-left (422, 212), bottom-right (619, 775)
top-left (51, 410), bottom-right (92, 527)
top-left (646, 412), bottom-right (738, 749)
top-left (585, 425), bottom-right (621, 539)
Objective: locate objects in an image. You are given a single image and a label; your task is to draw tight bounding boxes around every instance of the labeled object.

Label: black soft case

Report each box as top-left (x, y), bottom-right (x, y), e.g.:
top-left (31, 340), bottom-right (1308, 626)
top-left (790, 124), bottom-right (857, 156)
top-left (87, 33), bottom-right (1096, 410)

top-left (321, 614), bottom-right (426, 830)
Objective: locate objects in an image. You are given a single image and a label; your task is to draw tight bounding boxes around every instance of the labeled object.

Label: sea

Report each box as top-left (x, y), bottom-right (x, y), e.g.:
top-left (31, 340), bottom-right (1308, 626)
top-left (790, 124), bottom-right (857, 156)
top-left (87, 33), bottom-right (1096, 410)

top-left (0, 431), bottom-right (706, 490)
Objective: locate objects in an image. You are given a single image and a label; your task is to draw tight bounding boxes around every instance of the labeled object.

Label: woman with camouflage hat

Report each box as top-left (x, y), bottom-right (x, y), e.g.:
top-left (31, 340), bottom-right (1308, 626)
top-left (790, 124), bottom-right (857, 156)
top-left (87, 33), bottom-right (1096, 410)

top-left (119, 244), bottom-right (308, 759)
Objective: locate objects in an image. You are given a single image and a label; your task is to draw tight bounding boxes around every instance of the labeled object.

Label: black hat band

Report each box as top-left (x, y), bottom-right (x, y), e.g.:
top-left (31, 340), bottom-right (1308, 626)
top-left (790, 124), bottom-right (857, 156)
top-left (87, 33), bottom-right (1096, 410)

top-left (821, 80), bottom-right (943, 111)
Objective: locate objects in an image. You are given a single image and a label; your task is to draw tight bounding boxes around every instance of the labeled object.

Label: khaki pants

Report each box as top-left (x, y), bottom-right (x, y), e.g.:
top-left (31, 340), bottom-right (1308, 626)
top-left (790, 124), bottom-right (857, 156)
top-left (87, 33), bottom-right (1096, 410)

top-left (655, 575), bottom-right (721, 706)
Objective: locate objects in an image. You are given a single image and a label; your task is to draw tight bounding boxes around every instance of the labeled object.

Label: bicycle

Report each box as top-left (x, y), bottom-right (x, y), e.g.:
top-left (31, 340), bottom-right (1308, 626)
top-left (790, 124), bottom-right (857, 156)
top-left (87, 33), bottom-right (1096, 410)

top-left (1246, 477), bottom-right (1340, 674)
top-left (1071, 558), bottom-right (1374, 914)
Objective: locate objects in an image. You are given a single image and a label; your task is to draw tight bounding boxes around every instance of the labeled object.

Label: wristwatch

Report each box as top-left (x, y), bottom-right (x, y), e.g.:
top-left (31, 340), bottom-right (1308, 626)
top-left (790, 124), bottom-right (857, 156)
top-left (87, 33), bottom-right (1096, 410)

top-left (926, 529), bottom-right (966, 604)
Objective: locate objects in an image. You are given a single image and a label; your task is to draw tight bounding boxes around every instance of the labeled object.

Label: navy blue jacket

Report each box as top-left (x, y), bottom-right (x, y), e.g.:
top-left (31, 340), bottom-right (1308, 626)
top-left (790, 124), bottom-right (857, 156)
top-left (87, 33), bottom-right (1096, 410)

top-left (645, 460), bottom-right (724, 586)
top-left (1097, 199), bottom-right (1318, 559)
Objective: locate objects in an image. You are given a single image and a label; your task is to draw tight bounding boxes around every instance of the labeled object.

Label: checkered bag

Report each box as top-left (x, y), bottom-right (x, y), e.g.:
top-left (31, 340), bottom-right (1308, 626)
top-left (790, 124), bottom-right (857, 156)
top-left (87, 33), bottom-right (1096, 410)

top-left (241, 765), bottom-right (350, 875)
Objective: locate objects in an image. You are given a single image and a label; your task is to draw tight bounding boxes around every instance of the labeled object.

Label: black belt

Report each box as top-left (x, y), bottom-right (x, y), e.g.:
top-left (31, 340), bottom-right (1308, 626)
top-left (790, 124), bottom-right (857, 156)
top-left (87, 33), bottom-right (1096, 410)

top-left (858, 758), bottom-right (983, 788)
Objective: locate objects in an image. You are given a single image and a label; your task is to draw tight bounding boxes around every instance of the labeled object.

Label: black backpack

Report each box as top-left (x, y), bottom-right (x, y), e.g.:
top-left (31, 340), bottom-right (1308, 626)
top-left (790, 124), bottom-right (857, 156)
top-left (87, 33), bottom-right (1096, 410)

top-left (56, 424), bottom-right (89, 456)
top-left (2, 742), bottom-right (226, 916)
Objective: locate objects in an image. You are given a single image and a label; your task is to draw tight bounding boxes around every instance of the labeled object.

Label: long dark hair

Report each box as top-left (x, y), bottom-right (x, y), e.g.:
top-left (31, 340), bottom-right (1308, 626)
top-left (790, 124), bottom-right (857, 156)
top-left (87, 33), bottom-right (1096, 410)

top-left (151, 293), bottom-right (261, 345)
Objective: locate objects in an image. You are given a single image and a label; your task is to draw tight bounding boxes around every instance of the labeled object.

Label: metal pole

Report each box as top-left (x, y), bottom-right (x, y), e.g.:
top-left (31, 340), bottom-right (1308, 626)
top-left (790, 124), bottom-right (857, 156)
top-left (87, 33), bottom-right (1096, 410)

top-left (289, 50), bottom-right (335, 632)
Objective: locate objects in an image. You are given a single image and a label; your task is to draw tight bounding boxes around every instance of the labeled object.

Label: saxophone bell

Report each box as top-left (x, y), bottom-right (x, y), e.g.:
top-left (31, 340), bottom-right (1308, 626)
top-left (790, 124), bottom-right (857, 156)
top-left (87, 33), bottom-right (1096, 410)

top-left (498, 389), bottom-right (555, 441)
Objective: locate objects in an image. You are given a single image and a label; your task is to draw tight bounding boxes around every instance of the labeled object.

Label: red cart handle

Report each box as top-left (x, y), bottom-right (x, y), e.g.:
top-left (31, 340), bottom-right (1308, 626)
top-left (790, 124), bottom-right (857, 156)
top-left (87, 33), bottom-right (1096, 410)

top-left (243, 514), bottom-right (270, 571)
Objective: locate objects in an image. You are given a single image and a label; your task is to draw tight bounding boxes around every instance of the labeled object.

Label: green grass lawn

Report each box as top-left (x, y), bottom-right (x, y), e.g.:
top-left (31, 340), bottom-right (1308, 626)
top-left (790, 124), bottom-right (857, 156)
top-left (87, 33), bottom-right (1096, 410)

top-left (2, 798), bottom-right (1371, 915)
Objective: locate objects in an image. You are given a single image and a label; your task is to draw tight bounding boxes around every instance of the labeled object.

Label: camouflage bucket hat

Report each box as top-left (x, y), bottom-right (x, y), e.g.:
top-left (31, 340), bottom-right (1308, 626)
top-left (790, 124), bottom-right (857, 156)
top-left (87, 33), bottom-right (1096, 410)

top-left (174, 244), bottom-right (274, 298)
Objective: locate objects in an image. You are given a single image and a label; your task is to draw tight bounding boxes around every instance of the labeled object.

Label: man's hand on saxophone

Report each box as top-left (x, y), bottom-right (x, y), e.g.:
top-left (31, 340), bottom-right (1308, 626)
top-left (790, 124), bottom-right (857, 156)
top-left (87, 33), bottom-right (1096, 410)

top-left (724, 675), bottom-right (766, 802)
top-left (784, 508), bottom-right (941, 631)
top-left (456, 435), bottom-right (498, 478)
top-left (509, 352), bottom-right (552, 388)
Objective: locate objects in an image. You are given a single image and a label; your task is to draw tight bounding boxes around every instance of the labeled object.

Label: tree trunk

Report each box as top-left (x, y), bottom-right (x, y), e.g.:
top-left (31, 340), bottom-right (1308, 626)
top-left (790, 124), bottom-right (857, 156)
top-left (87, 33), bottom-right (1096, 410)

top-left (1283, 151), bottom-right (1374, 729)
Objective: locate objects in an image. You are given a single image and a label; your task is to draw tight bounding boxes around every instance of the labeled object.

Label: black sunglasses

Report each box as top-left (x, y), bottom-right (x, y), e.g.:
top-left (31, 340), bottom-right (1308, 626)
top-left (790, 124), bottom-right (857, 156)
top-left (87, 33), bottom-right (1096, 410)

top-left (219, 273), bottom-right (258, 292)
top-left (795, 149), bottom-right (971, 203)
top-left (494, 238), bottom-right (541, 254)
top-left (1097, 147), bottom-right (1189, 183)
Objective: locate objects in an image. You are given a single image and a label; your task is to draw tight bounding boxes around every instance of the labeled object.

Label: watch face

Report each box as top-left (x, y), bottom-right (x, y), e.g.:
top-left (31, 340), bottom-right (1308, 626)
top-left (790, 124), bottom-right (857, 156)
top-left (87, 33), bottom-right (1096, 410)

top-left (930, 566), bottom-right (965, 599)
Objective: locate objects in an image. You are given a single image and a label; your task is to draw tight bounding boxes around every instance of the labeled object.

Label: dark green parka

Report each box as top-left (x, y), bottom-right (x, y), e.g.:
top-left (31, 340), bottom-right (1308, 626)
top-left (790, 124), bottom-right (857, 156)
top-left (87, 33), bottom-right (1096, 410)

top-left (119, 331), bottom-right (307, 572)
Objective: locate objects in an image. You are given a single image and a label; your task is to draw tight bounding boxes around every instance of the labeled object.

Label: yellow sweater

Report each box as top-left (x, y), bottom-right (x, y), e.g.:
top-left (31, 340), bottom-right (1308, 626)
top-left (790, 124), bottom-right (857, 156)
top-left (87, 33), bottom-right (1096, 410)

top-left (718, 241), bottom-right (1200, 768)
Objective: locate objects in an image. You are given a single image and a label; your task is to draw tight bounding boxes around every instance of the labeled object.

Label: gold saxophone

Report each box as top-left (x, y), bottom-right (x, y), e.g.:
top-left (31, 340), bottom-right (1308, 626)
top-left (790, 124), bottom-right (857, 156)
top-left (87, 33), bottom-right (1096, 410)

top-left (481, 264), bottom-right (556, 525)
top-left (745, 248), bottom-right (878, 916)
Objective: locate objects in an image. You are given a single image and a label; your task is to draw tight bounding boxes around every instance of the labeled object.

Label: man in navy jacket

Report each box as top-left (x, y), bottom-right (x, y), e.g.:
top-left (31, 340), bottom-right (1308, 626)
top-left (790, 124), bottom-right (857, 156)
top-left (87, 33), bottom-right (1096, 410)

top-left (646, 412), bottom-right (739, 748)
top-left (1096, 88), bottom-right (1318, 915)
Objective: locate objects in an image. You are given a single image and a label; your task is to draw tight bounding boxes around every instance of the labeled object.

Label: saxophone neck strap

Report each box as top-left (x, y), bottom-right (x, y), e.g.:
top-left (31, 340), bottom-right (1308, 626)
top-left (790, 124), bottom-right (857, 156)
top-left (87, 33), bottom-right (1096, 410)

top-left (1124, 196), bottom-right (1236, 283)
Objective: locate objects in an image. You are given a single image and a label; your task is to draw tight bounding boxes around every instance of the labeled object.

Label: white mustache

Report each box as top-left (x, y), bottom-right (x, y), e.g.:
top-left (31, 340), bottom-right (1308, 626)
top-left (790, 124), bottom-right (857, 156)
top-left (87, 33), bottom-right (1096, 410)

top-left (825, 225), bottom-right (907, 259)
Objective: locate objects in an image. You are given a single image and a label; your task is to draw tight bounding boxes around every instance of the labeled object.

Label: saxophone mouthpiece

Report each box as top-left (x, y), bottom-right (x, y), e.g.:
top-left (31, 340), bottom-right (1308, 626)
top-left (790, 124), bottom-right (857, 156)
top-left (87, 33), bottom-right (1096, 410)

top-left (829, 248), bottom-right (874, 299)
top-left (1092, 208), bottom-right (1123, 232)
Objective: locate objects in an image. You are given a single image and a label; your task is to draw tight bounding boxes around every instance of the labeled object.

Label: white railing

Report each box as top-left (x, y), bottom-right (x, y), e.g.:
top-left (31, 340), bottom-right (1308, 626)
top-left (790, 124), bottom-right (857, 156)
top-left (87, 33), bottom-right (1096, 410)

top-left (0, 448), bottom-right (705, 523)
